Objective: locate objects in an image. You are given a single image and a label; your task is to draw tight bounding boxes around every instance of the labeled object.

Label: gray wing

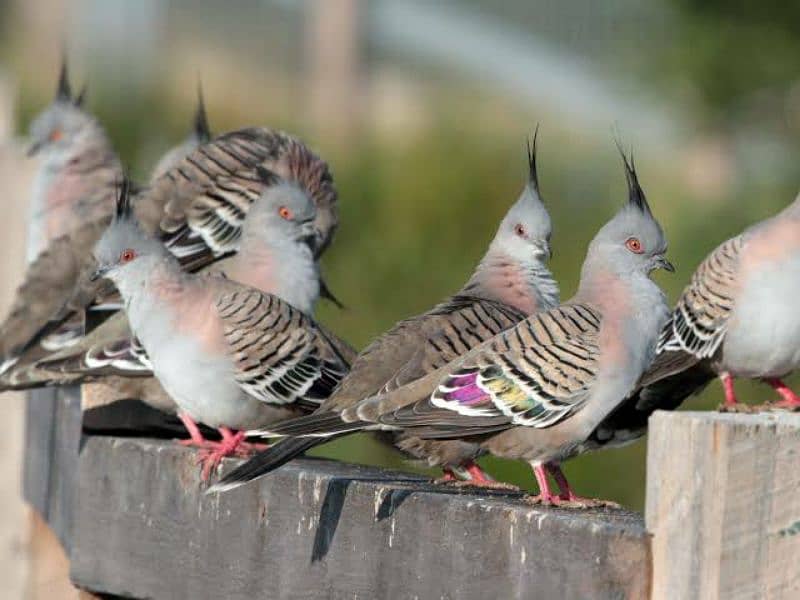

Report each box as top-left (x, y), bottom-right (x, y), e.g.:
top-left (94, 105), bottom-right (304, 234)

top-left (319, 295), bottom-right (525, 413)
top-left (155, 127), bottom-right (337, 267)
top-left (372, 303), bottom-right (602, 435)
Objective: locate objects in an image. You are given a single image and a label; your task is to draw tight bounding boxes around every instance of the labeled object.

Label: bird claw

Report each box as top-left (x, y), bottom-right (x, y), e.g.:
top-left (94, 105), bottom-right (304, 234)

top-left (192, 438), bottom-right (272, 481)
top-left (177, 438), bottom-right (215, 449)
top-left (434, 478), bottom-right (520, 492)
top-left (717, 402), bottom-right (756, 413)
top-left (523, 494), bottom-right (619, 509)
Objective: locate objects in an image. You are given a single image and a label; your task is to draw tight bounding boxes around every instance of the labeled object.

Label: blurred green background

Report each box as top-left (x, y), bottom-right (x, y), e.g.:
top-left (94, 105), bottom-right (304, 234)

top-left (2, 0), bottom-right (799, 511)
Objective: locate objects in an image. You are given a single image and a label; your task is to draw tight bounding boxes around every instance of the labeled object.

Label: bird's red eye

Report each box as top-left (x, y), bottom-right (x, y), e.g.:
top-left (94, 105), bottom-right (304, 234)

top-left (49, 129), bottom-right (62, 142)
top-left (278, 206), bottom-right (293, 220)
top-left (625, 237), bottom-right (643, 254)
top-left (120, 249), bottom-right (136, 263)
top-left (514, 224), bottom-right (526, 237)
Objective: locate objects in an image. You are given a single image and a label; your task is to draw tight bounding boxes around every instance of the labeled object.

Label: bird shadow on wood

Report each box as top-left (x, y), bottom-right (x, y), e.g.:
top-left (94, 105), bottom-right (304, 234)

top-left (310, 475), bottom-right (526, 563)
top-left (311, 478), bottom-right (352, 563)
top-left (375, 488), bottom-right (414, 522)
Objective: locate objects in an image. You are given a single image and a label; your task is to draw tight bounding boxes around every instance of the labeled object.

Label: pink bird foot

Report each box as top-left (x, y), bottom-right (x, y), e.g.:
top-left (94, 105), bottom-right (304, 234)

top-left (524, 463), bottom-right (617, 508)
top-left (183, 426), bottom-right (271, 481)
top-left (764, 378), bottom-right (800, 410)
top-left (435, 462), bottom-right (519, 491)
top-left (718, 372), bottom-right (748, 411)
top-left (195, 428), bottom-right (248, 480)
top-left (547, 464), bottom-right (620, 508)
top-left (436, 468), bottom-right (459, 483)
top-left (176, 412), bottom-right (215, 449)
top-left (525, 463), bottom-right (562, 505)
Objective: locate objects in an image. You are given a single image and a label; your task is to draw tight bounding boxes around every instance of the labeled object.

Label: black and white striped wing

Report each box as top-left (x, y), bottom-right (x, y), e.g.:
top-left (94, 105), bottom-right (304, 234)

top-left (377, 304), bottom-right (602, 434)
top-left (216, 287), bottom-right (349, 409)
top-left (659, 235), bottom-right (744, 358)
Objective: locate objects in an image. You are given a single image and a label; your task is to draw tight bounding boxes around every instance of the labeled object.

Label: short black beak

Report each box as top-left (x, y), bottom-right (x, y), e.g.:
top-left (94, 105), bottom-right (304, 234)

top-left (656, 256), bottom-right (675, 273)
top-left (90, 267), bottom-right (109, 282)
top-left (26, 141), bottom-right (43, 157)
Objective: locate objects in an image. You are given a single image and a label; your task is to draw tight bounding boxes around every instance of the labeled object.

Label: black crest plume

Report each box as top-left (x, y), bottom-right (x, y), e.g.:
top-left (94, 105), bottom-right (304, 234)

top-left (526, 124), bottom-right (540, 192)
top-left (74, 84), bottom-right (87, 107)
top-left (193, 81), bottom-right (211, 143)
top-left (56, 57), bottom-right (72, 102)
top-left (614, 137), bottom-right (651, 215)
top-left (114, 177), bottom-right (134, 222)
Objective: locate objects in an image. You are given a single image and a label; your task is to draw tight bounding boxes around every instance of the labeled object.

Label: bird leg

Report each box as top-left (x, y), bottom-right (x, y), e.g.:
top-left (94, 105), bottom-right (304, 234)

top-left (435, 462), bottom-right (520, 491)
top-left (763, 378), bottom-right (800, 409)
top-left (524, 463), bottom-right (561, 505)
top-left (194, 428), bottom-right (271, 481)
top-left (548, 464), bottom-right (582, 502)
top-left (176, 412), bottom-right (214, 448)
top-left (547, 464), bottom-right (618, 508)
top-left (718, 372), bottom-right (743, 410)
top-left (437, 468), bottom-right (460, 482)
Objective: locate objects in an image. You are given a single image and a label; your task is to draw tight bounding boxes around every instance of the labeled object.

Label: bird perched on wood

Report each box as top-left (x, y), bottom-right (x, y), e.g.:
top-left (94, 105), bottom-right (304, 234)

top-left (212, 133), bottom-right (560, 493)
top-left (89, 180), bottom-right (352, 479)
top-left (217, 146), bottom-right (673, 506)
top-left (631, 190), bottom-right (800, 412)
top-left (0, 125), bottom-right (338, 382)
top-left (29, 168), bottom-right (337, 385)
top-left (0, 87), bottom-right (208, 379)
top-left (26, 59), bottom-right (122, 258)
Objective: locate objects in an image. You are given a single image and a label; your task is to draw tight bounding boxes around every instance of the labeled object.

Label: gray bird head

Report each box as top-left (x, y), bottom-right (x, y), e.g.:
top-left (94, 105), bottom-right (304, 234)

top-left (149, 83), bottom-right (213, 181)
top-left (586, 143), bottom-right (673, 277)
top-left (243, 166), bottom-right (319, 249)
top-left (27, 59), bottom-right (96, 161)
top-left (489, 128), bottom-right (553, 264)
top-left (92, 179), bottom-right (168, 285)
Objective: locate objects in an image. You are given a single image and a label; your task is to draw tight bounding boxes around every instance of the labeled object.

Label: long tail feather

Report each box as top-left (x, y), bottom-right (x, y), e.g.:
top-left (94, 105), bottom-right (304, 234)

top-left (207, 437), bottom-right (321, 493)
top-left (247, 410), bottom-right (370, 438)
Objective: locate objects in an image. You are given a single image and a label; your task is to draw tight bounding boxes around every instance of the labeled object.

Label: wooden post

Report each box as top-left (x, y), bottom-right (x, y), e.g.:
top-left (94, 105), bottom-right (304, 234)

top-left (646, 410), bottom-right (800, 599)
top-left (305, 0), bottom-right (362, 145)
top-left (0, 75), bottom-right (36, 600)
top-left (69, 438), bottom-right (651, 599)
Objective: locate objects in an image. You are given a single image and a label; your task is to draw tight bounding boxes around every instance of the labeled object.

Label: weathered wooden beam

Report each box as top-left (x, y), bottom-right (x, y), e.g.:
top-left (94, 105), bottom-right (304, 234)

top-left (70, 437), bottom-right (650, 599)
top-left (23, 386), bottom-right (82, 550)
top-left (646, 410), bottom-right (800, 599)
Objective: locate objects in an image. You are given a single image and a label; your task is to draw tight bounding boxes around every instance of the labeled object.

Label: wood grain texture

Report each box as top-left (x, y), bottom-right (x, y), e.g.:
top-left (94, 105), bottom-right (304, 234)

top-left (70, 437), bottom-right (650, 600)
top-left (646, 410), bottom-right (800, 600)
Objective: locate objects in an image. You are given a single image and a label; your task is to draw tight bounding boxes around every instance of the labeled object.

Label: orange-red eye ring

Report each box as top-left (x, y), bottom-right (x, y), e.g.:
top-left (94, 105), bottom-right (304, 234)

top-left (49, 130), bottom-right (62, 142)
top-left (625, 237), bottom-right (643, 254)
top-left (278, 206), bottom-right (292, 220)
top-left (120, 249), bottom-right (136, 263)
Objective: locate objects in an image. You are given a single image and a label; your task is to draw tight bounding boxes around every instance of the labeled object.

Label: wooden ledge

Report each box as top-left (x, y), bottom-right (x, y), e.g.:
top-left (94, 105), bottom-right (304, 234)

top-left (69, 437), bottom-right (650, 599)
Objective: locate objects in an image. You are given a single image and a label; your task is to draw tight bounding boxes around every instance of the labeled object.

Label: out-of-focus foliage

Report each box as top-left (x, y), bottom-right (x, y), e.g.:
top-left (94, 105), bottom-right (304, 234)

top-left (4, 0), bottom-right (800, 511)
top-left (665, 0), bottom-right (800, 128)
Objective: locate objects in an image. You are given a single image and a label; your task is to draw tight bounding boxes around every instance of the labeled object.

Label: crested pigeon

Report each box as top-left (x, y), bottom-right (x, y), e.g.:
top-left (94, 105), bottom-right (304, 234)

top-left (0, 126), bottom-right (338, 382)
top-left (637, 191), bottom-right (800, 411)
top-left (218, 146), bottom-right (673, 505)
top-left (89, 181), bottom-right (352, 478)
top-left (28, 171), bottom-right (340, 385)
top-left (26, 59), bottom-right (122, 258)
top-left (0, 90), bottom-right (205, 380)
top-left (212, 133), bottom-right (560, 492)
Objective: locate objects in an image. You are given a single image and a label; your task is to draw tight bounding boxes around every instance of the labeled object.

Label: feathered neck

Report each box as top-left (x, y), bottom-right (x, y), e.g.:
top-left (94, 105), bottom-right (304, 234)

top-left (461, 250), bottom-right (559, 316)
top-left (226, 236), bottom-right (319, 316)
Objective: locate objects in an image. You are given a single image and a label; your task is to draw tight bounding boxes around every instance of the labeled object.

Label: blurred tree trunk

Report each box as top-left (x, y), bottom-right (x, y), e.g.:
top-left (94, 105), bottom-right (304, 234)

top-left (305, 0), bottom-right (363, 147)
